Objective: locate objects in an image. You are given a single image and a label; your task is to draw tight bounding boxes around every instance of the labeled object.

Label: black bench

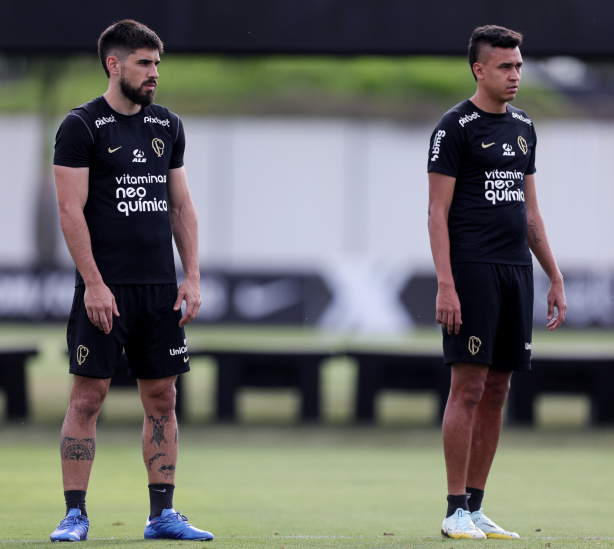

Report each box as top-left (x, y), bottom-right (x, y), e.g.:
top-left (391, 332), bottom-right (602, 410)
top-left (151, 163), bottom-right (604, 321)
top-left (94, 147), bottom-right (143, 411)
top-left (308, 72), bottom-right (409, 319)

top-left (350, 350), bottom-right (614, 426)
top-left (348, 351), bottom-right (449, 423)
top-left (0, 348), bottom-right (38, 421)
top-left (507, 356), bottom-right (614, 425)
top-left (193, 349), bottom-right (332, 422)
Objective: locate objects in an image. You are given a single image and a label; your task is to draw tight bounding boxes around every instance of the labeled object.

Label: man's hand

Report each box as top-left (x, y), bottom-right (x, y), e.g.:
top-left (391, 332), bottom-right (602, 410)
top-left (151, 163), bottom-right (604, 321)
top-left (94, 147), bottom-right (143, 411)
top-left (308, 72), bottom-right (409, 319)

top-left (436, 281), bottom-right (462, 335)
top-left (84, 282), bottom-right (119, 334)
top-left (546, 278), bottom-right (567, 331)
top-left (174, 277), bottom-right (201, 327)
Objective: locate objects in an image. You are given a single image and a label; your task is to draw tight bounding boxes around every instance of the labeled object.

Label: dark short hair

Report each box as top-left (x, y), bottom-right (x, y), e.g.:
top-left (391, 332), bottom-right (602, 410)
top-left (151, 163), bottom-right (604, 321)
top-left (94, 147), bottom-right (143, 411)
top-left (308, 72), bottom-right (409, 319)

top-left (98, 19), bottom-right (164, 78)
top-left (468, 25), bottom-right (523, 80)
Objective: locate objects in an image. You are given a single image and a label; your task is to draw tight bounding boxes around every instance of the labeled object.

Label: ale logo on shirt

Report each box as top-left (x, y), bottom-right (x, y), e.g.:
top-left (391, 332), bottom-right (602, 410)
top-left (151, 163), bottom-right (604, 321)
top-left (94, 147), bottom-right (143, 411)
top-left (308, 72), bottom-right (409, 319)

top-left (502, 143), bottom-right (515, 157)
top-left (133, 149), bottom-right (146, 163)
top-left (468, 336), bottom-right (481, 356)
top-left (517, 136), bottom-right (528, 155)
top-left (152, 138), bottom-right (165, 158)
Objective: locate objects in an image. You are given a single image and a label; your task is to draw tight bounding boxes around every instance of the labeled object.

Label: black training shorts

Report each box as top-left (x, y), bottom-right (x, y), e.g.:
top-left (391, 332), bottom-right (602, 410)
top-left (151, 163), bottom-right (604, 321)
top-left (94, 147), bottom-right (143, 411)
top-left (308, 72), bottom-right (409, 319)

top-left (67, 284), bottom-right (191, 379)
top-left (442, 263), bottom-right (533, 371)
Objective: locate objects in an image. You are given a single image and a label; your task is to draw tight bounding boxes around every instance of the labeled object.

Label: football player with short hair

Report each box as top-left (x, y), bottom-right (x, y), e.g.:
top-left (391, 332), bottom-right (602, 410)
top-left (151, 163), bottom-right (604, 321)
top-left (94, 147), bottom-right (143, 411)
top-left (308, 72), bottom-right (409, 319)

top-left (50, 19), bottom-right (212, 542)
top-left (428, 24), bottom-right (566, 540)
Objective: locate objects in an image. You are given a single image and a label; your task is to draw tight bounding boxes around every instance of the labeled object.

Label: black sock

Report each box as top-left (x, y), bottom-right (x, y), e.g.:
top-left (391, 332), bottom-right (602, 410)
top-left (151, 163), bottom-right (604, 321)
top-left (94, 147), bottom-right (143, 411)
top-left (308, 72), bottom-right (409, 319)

top-left (466, 487), bottom-right (485, 513)
top-left (64, 490), bottom-right (87, 518)
top-left (446, 493), bottom-right (469, 518)
top-left (148, 483), bottom-right (175, 519)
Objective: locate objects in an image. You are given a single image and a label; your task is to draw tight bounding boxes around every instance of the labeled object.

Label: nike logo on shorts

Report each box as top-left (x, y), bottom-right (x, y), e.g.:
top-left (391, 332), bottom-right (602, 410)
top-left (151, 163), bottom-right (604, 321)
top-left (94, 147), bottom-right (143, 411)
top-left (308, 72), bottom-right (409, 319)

top-left (108, 146), bottom-right (122, 153)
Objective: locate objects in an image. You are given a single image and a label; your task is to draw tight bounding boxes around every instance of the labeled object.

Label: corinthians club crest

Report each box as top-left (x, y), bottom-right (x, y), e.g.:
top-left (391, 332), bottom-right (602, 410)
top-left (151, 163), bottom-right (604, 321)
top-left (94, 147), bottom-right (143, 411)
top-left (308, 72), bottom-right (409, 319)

top-left (468, 336), bottom-right (481, 356)
top-left (152, 138), bottom-right (164, 157)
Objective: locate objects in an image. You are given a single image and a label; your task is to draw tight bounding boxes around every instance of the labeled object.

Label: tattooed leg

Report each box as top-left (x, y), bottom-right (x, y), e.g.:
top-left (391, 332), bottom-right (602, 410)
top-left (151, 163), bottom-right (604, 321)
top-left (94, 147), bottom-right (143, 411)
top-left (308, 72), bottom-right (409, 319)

top-left (138, 377), bottom-right (178, 484)
top-left (60, 376), bottom-right (110, 491)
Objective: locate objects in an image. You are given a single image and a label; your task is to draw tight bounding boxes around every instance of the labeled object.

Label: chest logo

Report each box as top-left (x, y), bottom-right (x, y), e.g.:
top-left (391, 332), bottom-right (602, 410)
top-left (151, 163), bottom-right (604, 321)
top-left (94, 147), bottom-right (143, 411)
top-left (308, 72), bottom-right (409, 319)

top-left (481, 142), bottom-right (495, 149)
top-left (517, 136), bottom-right (528, 155)
top-left (152, 138), bottom-right (165, 158)
top-left (502, 143), bottom-right (515, 156)
top-left (132, 149), bottom-right (146, 163)
top-left (108, 146), bottom-right (122, 154)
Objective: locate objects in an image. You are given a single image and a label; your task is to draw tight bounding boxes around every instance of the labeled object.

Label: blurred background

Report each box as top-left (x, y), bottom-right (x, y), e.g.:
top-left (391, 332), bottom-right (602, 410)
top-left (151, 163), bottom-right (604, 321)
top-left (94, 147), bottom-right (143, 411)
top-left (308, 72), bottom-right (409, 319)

top-left (1, 0), bottom-right (614, 427)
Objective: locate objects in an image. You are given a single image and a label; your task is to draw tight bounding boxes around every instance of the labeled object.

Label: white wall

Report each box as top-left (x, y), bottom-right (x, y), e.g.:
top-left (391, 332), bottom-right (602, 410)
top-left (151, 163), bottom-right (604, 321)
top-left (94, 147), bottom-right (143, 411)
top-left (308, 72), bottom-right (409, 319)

top-left (0, 116), bottom-right (44, 265)
top-left (1, 115), bottom-right (611, 271)
top-left (183, 117), bottom-right (614, 272)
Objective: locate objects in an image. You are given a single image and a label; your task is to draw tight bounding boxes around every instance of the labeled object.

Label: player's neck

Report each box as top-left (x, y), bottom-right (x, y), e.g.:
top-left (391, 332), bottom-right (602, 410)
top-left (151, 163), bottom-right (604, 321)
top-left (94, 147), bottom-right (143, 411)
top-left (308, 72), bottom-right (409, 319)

top-left (469, 92), bottom-right (507, 114)
top-left (103, 88), bottom-right (142, 116)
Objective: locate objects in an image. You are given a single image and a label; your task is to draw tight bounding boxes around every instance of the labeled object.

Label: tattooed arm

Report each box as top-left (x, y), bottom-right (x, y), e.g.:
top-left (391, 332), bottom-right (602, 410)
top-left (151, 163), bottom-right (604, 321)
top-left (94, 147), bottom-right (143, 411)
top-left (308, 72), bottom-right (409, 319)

top-left (524, 174), bottom-right (567, 330)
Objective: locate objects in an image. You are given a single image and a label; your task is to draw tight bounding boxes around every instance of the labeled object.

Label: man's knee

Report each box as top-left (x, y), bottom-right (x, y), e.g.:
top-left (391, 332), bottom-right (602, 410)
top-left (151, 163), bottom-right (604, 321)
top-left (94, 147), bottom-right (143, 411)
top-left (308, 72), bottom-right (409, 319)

top-left (449, 364), bottom-right (489, 409)
top-left (139, 377), bottom-right (177, 414)
top-left (482, 374), bottom-right (512, 409)
top-left (451, 380), bottom-right (486, 409)
top-left (69, 382), bottom-right (108, 421)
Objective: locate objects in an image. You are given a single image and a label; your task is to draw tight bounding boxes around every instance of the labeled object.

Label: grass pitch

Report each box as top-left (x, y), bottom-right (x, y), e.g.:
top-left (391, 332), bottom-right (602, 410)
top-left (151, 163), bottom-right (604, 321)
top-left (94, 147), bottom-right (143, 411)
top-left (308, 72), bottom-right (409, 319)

top-left (3, 325), bottom-right (614, 547)
top-left (3, 425), bottom-right (614, 548)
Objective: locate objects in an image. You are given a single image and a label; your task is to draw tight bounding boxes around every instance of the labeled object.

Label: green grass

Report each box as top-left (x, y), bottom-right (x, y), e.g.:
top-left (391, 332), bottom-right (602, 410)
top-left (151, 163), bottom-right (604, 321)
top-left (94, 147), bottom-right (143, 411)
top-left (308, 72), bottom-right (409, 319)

top-left (3, 426), bottom-right (614, 547)
top-left (0, 55), bottom-right (576, 120)
top-left (3, 325), bottom-right (614, 547)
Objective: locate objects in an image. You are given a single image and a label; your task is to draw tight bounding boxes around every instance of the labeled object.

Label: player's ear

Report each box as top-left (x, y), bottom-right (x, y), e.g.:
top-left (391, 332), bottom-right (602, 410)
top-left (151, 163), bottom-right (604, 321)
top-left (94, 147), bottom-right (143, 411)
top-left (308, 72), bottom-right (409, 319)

top-left (473, 62), bottom-right (483, 80)
top-left (107, 55), bottom-right (121, 76)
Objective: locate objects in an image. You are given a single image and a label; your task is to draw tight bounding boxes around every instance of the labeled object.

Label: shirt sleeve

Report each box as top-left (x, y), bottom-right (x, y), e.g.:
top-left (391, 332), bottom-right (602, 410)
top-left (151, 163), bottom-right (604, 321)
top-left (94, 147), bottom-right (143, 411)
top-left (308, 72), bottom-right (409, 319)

top-left (525, 124), bottom-right (537, 175)
top-left (427, 113), bottom-right (465, 178)
top-left (169, 115), bottom-right (185, 170)
top-left (54, 111), bottom-right (95, 168)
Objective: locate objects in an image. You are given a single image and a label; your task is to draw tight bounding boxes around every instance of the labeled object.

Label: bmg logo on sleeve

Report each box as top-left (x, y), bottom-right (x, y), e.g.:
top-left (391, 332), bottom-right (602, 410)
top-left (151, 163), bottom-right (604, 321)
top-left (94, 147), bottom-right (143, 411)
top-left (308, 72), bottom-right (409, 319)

top-left (430, 130), bottom-right (446, 162)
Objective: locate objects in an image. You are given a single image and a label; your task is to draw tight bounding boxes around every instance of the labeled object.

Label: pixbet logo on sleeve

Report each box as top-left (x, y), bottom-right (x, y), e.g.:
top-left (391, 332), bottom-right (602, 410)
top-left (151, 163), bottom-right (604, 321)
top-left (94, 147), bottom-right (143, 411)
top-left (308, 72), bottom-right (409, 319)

top-left (458, 112), bottom-right (480, 127)
top-left (144, 116), bottom-right (170, 127)
top-left (511, 112), bottom-right (532, 125)
top-left (95, 115), bottom-right (116, 128)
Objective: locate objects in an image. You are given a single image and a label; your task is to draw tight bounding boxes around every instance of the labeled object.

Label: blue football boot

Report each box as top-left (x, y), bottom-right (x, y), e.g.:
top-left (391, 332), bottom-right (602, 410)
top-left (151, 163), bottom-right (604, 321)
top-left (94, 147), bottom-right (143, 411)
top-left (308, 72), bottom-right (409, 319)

top-left (144, 508), bottom-right (214, 541)
top-left (50, 508), bottom-right (89, 542)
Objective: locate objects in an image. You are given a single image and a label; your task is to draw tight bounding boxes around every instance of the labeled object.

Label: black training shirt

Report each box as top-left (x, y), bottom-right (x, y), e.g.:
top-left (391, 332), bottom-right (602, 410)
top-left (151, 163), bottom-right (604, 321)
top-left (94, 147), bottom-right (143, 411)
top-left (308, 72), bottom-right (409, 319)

top-left (54, 96), bottom-right (185, 285)
top-left (428, 99), bottom-right (536, 265)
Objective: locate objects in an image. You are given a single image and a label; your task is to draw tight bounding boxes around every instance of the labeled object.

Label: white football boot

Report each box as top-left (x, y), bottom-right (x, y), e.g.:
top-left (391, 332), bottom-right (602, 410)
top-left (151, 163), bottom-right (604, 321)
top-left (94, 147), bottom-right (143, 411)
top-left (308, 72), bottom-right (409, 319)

top-left (471, 509), bottom-right (520, 539)
top-left (441, 508), bottom-right (486, 539)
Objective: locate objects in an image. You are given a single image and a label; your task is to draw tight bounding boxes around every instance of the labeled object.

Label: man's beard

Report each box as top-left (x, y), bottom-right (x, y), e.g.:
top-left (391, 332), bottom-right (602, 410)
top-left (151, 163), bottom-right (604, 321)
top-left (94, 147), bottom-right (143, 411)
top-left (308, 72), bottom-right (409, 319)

top-left (119, 73), bottom-right (155, 107)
